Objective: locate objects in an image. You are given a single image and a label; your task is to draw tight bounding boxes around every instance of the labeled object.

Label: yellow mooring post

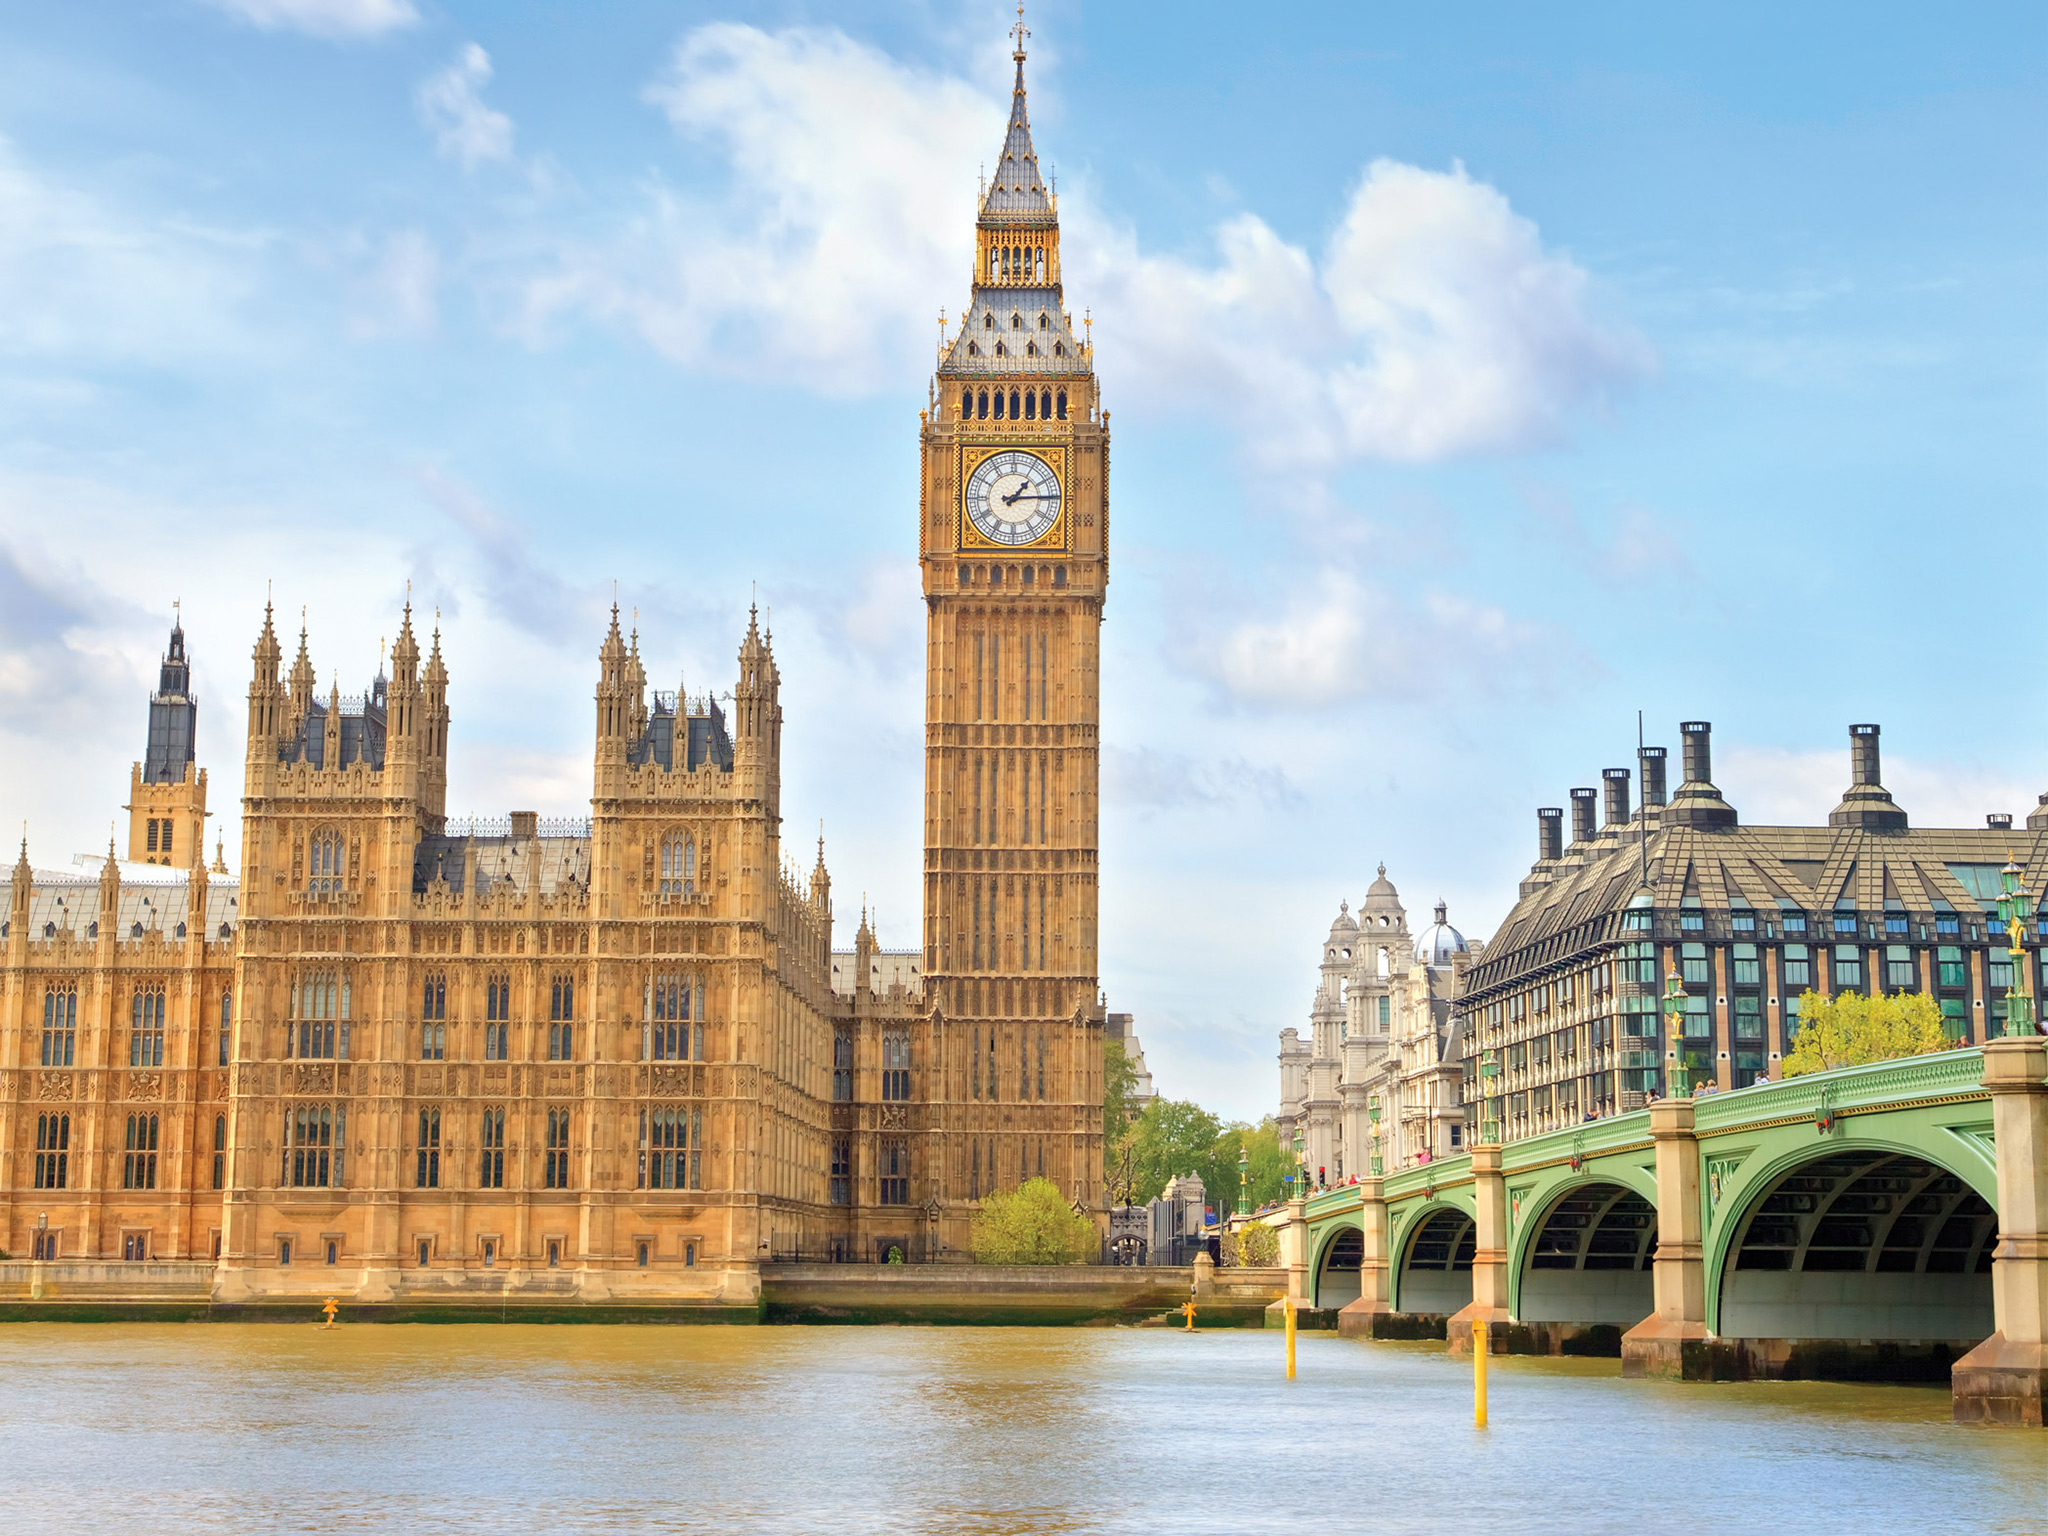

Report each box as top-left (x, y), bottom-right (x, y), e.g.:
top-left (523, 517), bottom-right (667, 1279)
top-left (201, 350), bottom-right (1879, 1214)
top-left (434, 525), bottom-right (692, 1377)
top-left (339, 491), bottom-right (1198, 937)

top-left (1473, 1316), bottom-right (1489, 1427)
top-left (1285, 1295), bottom-right (1297, 1379)
top-left (1181, 1300), bottom-right (1196, 1331)
top-left (321, 1298), bottom-right (339, 1330)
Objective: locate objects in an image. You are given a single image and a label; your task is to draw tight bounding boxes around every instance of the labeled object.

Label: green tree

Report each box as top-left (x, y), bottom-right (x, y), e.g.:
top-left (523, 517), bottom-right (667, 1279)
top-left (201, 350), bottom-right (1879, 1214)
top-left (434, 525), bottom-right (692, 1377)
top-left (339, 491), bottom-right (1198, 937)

top-left (1782, 989), bottom-right (1951, 1076)
top-left (1229, 1221), bottom-right (1279, 1267)
top-left (970, 1177), bottom-right (1097, 1264)
top-left (1103, 1038), bottom-right (1141, 1173)
top-left (1228, 1119), bottom-right (1295, 1212)
top-left (1123, 1097), bottom-right (1224, 1207)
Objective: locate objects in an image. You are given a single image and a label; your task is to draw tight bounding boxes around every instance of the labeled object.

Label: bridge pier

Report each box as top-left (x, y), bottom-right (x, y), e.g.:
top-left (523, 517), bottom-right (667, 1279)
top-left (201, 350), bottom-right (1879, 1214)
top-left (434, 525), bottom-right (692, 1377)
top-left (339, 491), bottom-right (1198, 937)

top-left (1621, 1096), bottom-right (1716, 1378)
top-left (1336, 1177), bottom-right (1399, 1337)
top-left (1952, 1035), bottom-right (2048, 1426)
top-left (1447, 1146), bottom-right (1512, 1353)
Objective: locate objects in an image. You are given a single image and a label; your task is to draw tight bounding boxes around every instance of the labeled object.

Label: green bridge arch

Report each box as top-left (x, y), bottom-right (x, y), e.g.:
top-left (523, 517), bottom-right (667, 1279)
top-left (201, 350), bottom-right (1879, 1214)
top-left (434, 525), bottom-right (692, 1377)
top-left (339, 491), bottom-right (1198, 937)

top-left (1298, 1046), bottom-right (2006, 1345)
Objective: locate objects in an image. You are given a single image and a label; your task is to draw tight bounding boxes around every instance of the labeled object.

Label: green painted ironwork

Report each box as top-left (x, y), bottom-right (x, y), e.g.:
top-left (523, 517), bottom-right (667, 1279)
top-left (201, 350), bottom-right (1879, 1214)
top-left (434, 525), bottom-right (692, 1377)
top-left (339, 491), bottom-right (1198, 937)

top-left (1299, 1046), bottom-right (1998, 1318)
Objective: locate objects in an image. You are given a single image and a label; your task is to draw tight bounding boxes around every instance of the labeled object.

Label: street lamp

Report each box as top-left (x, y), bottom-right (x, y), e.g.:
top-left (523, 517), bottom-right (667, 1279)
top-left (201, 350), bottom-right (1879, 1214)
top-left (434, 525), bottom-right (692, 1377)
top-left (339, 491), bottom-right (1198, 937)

top-left (1292, 1123), bottom-right (1306, 1202)
top-left (1368, 1092), bottom-right (1384, 1176)
top-left (1479, 1048), bottom-right (1501, 1145)
top-left (1663, 964), bottom-right (1691, 1097)
top-left (1997, 860), bottom-right (2037, 1038)
top-left (1237, 1142), bottom-right (1250, 1218)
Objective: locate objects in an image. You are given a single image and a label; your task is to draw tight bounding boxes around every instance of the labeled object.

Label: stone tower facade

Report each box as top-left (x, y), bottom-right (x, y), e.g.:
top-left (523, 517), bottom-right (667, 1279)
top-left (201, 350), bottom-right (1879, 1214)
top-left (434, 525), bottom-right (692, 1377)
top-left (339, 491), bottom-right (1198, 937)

top-left (914, 25), bottom-right (1108, 1235)
top-left (125, 615), bottom-right (207, 870)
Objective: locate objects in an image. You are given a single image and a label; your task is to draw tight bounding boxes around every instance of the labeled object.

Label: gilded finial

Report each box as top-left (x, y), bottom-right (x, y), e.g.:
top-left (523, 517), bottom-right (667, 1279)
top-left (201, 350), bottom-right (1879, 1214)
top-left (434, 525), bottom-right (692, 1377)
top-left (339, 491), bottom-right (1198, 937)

top-left (1011, 1), bottom-right (1029, 60)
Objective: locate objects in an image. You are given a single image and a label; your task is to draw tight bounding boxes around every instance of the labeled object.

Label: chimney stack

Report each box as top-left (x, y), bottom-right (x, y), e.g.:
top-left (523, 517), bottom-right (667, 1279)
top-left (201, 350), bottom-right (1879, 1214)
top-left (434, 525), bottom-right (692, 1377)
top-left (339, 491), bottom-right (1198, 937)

top-left (1664, 721), bottom-right (1738, 830)
top-left (1680, 721), bottom-right (1713, 789)
top-left (1828, 723), bottom-right (1908, 832)
top-left (1537, 808), bottom-right (1563, 863)
top-left (1988, 813), bottom-right (2014, 830)
top-left (1602, 768), bottom-right (1631, 827)
top-left (1570, 788), bottom-right (1598, 846)
top-left (1639, 746), bottom-right (1667, 808)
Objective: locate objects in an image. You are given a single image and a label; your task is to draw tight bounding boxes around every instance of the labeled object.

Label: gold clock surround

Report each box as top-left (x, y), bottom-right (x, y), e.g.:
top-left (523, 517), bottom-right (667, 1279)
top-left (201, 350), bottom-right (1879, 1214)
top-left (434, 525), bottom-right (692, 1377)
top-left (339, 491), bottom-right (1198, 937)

top-left (956, 441), bottom-right (1070, 552)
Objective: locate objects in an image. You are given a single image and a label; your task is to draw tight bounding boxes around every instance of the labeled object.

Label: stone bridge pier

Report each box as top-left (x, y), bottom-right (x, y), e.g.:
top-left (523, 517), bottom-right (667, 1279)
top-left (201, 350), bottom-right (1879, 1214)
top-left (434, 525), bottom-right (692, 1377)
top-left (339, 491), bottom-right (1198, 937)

top-left (1952, 1037), bottom-right (2048, 1425)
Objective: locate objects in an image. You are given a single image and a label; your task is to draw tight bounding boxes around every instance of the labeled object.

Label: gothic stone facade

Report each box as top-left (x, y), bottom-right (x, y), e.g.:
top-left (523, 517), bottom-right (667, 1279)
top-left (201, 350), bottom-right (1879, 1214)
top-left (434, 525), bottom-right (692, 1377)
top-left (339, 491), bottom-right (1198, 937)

top-left (0, 38), bottom-right (1109, 1298)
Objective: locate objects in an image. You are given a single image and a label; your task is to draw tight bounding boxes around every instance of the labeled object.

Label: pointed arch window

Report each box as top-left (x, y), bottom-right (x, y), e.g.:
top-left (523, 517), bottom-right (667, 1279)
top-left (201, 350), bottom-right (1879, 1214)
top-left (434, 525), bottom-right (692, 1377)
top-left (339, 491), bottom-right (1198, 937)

top-left (478, 1106), bottom-right (506, 1188)
top-left (1035, 247), bottom-right (1045, 280)
top-left (659, 833), bottom-right (694, 898)
top-left (1011, 312), bottom-right (1022, 329)
top-left (544, 1108), bottom-right (572, 1189)
top-left (960, 388), bottom-right (972, 419)
top-left (549, 973), bottom-right (575, 1061)
top-left (983, 311), bottom-right (995, 329)
top-left (994, 384), bottom-right (1006, 413)
top-left (34, 1113), bottom-right (68, 1189)
top-left (1055, 389), bottom-right (1067, 419)
top-left (1039, 312), bottom-right (1049, 330)
top-left (1053, 342), bottom-right (1064, 358)
top-left (967, 341), bottom-right (979, 356)
top-left (284, 1103), bottom-right (338, 1187)
top-left (123, 1113), bottom-right (159, 1189)
top-left (977, 389), bottom-right (989, 419)
top-left (212, 1114), bottom-right (227, 1189)
top-left (1009, 389), bottom-right (1021, 418)
top-left (130, 982), bottom-right (165, 1067)
top-left (289, 971), bottom-right (348, 1060)
top-left (420, 971), bottom-right (446, 1060)
top-left (484, 972), bottom-right (511, 1060)
top-left (308, 831), bottom-right (344, 895)
top-left (41, 984), bottom-right (76, 1067)
top-left (645, 973), bottom-right (702, 1061)
top-left (1025, 343), bottom-right (1038, 362)
top-left (995, 342), bottom-right (1006, 359)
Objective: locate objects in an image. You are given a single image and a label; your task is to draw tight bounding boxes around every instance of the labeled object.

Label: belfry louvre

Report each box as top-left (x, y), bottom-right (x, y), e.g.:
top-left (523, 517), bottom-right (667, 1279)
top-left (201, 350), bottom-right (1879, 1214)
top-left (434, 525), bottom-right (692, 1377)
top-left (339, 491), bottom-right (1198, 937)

top-left (1461, 720), bottom-right (2048, 1145)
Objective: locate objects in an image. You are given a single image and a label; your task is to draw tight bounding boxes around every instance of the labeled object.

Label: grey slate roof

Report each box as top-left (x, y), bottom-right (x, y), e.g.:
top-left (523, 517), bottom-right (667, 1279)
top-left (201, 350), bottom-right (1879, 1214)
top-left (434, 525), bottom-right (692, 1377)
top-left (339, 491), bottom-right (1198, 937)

top-left (941, 286), bottom-right (1084, 377)
top-left (981, 57), bottom-right (1052, 222)
top-left (411, 835), bottom-right (592, 899)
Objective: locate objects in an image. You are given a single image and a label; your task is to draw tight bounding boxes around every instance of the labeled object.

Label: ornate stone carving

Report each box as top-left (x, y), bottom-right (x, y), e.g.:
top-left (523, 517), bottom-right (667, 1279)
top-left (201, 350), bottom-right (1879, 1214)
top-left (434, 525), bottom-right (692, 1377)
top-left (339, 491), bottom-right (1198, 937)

top-left (129, 1072), bottom-right (164, 1100)
top-left (293, 1062), bottom-right (335, 1095)
top-left (36, 1073), bottom-right (74, 1101)
top-left (880, 1104), bottom-right (908, 1130)
top-left (483, 1065), bottom-right (508, 1089)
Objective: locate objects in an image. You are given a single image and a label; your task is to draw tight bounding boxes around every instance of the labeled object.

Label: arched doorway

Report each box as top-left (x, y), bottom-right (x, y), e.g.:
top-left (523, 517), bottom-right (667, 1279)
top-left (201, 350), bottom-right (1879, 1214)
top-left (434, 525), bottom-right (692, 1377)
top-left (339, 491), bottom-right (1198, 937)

top-left (1316, 1227), bottom-right (1362, 1309)
top-left (1518, 1182), bottom-right (1656, 1325)
top-left (1396, 1208), bottom-right (1474, 1316)
top-left (1720, 1150), bottom-right (1995, 1344)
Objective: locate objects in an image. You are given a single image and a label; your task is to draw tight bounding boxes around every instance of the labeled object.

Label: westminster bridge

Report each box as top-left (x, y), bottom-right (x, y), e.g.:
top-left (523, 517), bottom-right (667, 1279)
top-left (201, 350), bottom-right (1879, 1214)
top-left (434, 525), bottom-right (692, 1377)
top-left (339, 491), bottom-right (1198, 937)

top-left (1287, 1036), bottom-right (2048, 1425)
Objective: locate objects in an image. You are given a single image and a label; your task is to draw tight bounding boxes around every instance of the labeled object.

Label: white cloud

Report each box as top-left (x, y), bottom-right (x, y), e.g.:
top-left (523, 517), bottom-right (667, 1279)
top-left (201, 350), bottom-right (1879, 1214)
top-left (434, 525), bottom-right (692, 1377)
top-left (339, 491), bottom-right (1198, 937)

top-left (529, 26), bottom-right (1645, 470)
top-left (419, 44), bottom-right (515, 170)
top-left (518, 25), bottom-right (995, 392)
top-left (1076, 159), bottom-right (1652, 467)
top-left (1182, 564), bottom-right (1569, 710)
top-left (202, 0), bottom-right (418, 39)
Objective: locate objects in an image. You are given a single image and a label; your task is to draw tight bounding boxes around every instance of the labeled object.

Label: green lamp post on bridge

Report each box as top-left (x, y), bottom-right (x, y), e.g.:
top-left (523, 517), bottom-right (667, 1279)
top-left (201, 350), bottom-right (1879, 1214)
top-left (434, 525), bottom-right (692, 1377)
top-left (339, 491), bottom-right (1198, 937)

top-left (1292, 1123), bottom-right (1306, 1203)
top-left (1368, 1092), bottom-right (1384, 1176)
top-left (1663, 964), bottom-right (1691, 1097)
top-left (1996, 860), bottom-right (2037, 1037)
top-left (1479, 1048), bottom-right (1501, 1145)
top-left (1237, 1142), bottom-right (1250, 1218)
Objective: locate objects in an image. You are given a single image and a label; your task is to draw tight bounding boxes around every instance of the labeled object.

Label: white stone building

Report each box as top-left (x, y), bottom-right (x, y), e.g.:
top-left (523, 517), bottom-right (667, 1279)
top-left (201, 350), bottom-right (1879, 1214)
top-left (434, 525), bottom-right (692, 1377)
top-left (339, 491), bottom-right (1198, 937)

top-left (1277, 867), bottom-right (1482, 1187)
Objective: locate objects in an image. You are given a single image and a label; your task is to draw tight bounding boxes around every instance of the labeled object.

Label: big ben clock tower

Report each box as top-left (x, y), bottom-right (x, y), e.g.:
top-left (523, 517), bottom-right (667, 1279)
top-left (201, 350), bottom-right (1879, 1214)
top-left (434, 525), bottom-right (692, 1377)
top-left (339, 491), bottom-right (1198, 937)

top-left (920, 16), bottom-right (1106, 1219)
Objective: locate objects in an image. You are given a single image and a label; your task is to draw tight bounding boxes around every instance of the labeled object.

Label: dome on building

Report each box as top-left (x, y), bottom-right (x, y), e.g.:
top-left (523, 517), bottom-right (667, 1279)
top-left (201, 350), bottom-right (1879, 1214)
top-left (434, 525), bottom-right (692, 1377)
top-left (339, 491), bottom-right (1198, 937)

top-left (1365, 863), bottom-right (1398, 902)
top-left (1413, 900), bottom-right (1468, 966)
top-left (1328, 899), bottom-right (1358, 937)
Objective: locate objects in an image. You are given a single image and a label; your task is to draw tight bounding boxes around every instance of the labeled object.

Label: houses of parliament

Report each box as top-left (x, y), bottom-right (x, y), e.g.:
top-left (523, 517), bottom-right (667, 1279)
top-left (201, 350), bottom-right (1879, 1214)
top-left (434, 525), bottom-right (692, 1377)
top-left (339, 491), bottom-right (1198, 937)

top-left (0, 35), bottom-right (1110, 1310)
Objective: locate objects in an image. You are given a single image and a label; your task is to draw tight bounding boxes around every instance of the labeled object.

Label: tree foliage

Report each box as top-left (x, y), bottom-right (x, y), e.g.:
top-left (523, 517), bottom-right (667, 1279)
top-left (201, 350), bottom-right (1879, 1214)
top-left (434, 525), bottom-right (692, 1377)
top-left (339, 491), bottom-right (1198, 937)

top-left (1782, 989), bottom-right (1951, 1077)
top-left (970, 1177), bottom-right (1097, 1265)
top-left (1103, 1038), bottom-right (1141, 1171)
top-left (1227, 1221), bottom-right (1279, 1268)
top-left (1116, 1103), bottom-right (1295, 1219)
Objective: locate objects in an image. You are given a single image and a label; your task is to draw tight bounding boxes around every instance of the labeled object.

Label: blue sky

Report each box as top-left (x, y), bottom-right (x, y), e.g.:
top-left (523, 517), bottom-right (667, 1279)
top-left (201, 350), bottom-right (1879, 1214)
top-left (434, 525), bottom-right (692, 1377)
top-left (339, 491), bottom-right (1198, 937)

top-left (1, 1), bottom-right (2042, 1120)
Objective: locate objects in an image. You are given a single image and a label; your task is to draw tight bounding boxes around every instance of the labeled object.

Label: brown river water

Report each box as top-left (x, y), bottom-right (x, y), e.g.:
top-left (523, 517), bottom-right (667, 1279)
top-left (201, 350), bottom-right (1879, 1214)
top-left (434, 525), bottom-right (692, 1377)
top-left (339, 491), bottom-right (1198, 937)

top-left (1, 1324), bottom-right (2042, 1535)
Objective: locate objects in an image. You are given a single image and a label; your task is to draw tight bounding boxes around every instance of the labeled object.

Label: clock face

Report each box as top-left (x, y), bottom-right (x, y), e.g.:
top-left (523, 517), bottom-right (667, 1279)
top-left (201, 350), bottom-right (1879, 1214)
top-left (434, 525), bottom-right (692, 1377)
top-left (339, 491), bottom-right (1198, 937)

top-left (965, 450), bottom-right (1062, 546)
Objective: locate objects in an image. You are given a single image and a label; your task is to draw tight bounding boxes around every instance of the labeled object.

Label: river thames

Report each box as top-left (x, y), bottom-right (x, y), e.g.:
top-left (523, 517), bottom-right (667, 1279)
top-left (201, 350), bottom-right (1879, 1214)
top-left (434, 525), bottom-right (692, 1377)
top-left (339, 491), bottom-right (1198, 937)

top-left (2, 1324), bottom-right (2042, 1534)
